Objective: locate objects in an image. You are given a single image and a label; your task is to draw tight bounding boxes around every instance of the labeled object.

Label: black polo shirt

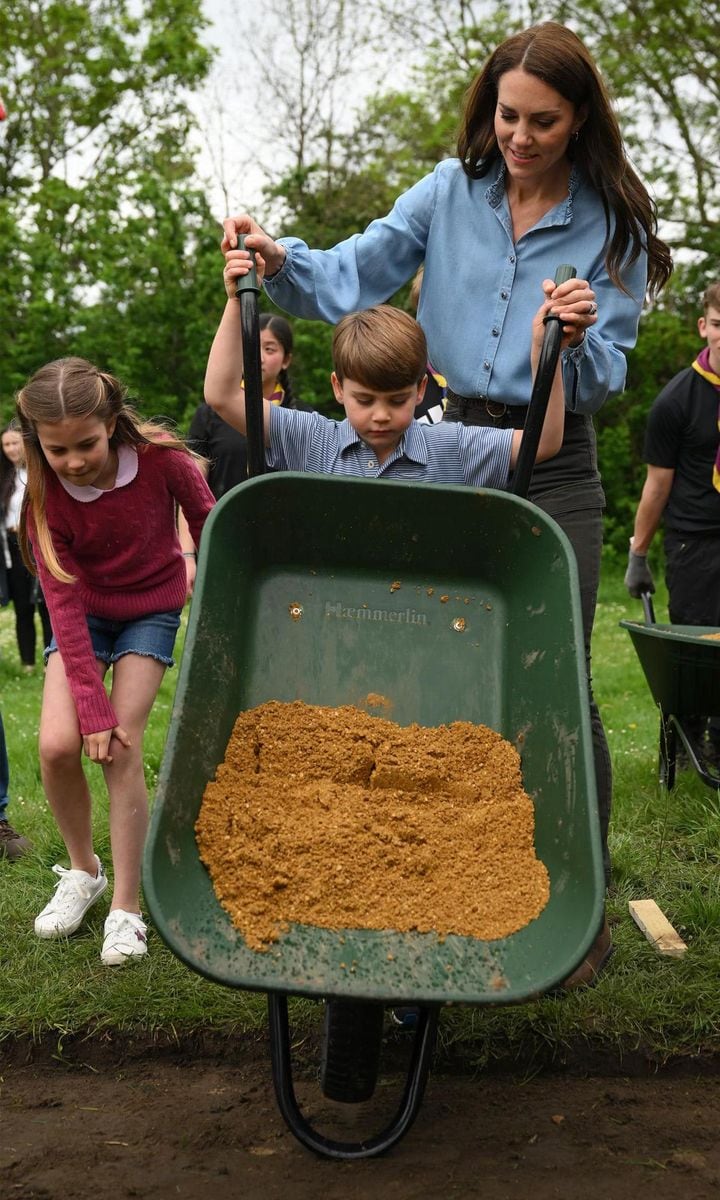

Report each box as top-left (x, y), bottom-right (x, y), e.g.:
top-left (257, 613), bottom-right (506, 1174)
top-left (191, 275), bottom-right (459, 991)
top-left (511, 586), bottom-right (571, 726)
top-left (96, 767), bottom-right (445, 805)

top-left (643, 366), bottom-right (720, 534)
top-left (188, 395), bottom-right (312, 499)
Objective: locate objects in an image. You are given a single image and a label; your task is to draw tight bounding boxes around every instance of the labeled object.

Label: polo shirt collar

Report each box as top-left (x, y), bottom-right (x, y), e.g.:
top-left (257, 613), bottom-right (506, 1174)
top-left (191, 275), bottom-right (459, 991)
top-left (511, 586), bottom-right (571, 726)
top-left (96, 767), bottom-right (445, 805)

top-left (399, 421), bottom-right (431, 465)
top-left (337, 418), bottom-right (363, 454)
top-left (337, 418), bottom-right (429, 467)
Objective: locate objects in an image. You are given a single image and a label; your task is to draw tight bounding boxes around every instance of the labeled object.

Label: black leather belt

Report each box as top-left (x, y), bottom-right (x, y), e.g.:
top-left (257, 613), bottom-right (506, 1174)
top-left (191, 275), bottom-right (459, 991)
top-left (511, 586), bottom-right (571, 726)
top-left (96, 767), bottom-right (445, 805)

top-left (446, 389), bottom-right (587, 434)
top-left (446, 389), bottom-right (517, 422)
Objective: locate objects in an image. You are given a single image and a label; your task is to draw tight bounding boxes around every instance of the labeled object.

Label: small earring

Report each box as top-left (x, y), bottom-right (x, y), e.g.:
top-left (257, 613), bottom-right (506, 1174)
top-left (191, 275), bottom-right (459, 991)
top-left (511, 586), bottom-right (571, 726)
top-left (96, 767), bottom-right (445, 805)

top-left (571, 129), bottom-right (580, 142)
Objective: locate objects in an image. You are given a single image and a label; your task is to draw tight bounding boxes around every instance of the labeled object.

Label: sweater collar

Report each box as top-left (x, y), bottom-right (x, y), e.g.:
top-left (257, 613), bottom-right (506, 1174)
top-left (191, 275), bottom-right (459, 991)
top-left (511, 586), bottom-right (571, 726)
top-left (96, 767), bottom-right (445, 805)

top-left (58, 444), bottom-right (138, 503)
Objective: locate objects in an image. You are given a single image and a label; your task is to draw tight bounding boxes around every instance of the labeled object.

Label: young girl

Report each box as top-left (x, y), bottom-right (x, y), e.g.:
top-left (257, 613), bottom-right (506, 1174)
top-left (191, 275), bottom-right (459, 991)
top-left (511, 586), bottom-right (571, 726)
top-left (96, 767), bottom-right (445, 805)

top-left (17, 358), bottom-right (215, 966)
top-left (259, 312), bottom-right (302, 409)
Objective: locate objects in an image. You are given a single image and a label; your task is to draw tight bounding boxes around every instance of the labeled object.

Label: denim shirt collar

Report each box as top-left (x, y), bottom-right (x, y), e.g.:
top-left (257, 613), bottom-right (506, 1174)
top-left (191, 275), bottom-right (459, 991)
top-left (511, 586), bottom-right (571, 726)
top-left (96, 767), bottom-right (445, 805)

top-left (485, 157), bottom-right (579, 230)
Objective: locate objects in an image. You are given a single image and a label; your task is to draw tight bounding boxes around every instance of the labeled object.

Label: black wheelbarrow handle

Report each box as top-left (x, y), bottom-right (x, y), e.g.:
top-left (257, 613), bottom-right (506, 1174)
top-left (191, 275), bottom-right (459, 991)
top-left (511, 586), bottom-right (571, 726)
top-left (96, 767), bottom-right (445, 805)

top-left (235, 234), bottom-right (266, 479)
top-left (641, 591), bottom-right (656, 625)
top-left (511, 263), bottom-right (576, 500)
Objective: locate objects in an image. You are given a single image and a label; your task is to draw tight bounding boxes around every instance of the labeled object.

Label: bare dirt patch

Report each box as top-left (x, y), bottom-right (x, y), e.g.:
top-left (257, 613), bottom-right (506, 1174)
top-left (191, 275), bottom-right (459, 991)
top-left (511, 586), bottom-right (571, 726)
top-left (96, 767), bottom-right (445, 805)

top-left (2, 1035), bottom-right (719, 1199)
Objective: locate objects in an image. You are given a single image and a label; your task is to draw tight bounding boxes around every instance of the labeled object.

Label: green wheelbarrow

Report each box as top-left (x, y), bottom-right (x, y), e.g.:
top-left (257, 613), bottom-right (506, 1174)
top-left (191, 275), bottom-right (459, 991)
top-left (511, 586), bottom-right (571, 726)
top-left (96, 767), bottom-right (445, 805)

top-left (621, 592), bottom-right (720, 790)
top-left (143, 262), bottom-right (605, 1159)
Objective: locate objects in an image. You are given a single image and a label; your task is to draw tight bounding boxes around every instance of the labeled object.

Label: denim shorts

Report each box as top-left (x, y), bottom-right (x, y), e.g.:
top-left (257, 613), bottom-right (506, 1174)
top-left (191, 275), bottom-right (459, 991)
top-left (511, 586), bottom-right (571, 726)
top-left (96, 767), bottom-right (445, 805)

top-left (45, 610), bottom-right (182, 668)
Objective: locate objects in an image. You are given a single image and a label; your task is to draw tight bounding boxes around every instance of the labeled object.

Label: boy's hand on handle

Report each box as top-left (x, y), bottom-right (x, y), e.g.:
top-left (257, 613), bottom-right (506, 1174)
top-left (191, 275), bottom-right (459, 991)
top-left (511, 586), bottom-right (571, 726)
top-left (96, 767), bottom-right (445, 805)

top-left (624, 548), bottom-right (655, 598)
top-left (221, 215), bottom-right (286, 278)
top-left (82, 725), bottom-right (132, 765)
top-left (542, 276), bottom-right (598, 347)
top-left (223, 245), bottom-right (266, 300)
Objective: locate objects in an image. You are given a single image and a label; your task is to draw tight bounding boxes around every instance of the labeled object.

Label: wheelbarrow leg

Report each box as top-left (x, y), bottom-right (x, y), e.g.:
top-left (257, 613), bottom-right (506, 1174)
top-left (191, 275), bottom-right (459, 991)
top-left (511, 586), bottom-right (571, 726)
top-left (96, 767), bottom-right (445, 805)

top-left (267, 992), bottom-right (439, 1160)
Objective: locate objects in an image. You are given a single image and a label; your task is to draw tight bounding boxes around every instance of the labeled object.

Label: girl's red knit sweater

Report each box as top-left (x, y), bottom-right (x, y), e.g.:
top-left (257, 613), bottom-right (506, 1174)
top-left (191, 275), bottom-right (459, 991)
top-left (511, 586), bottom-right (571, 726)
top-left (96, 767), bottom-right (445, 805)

top-left (29, 442), bottom-right (215, 735)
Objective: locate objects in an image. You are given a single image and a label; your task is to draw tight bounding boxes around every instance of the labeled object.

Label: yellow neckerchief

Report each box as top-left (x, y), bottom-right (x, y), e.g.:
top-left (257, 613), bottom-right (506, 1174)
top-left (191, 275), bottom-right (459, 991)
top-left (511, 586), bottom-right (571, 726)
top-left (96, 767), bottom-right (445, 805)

top-left (692, 347), bottom-right (720, 493)
top-left (241, 379), bottom-right (285, 406)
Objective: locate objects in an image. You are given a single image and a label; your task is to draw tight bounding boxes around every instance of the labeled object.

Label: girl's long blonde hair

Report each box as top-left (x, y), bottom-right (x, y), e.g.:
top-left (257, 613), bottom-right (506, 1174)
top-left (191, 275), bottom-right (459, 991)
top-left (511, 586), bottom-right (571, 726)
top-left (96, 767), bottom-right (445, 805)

top-left (16, 356), bottom-right (199, 584)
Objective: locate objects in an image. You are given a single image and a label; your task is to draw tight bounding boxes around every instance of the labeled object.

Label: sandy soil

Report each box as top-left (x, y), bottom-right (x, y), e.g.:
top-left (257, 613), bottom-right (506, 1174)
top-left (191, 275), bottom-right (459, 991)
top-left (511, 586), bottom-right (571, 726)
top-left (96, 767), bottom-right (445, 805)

top-left (2, 1036), bottom-right (719, 1199)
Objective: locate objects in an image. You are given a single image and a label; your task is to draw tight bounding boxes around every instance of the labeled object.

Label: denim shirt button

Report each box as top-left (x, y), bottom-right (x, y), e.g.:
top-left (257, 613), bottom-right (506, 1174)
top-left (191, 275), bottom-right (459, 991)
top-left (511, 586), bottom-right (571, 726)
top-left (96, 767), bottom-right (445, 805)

top-left (491, 328), bottom-right (499, 337)
top-left (500, 290), bottom-right (508, 300)
top-left (509, 255), bottom-right (516, 264)
top-left (483, 360), bottom-right (491, 370)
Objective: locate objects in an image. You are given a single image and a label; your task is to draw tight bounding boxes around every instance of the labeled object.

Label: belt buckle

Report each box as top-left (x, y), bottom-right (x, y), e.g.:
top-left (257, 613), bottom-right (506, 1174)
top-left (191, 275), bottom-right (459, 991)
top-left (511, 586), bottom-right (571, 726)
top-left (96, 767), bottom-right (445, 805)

top-left (485, 399), bottom-right (507, 421)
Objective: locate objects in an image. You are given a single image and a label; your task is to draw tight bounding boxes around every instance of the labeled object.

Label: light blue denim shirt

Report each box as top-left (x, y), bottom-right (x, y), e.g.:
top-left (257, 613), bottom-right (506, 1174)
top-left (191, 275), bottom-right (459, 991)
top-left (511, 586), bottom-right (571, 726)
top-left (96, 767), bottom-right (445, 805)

top-left (264, 157), bottom-right (648, 416)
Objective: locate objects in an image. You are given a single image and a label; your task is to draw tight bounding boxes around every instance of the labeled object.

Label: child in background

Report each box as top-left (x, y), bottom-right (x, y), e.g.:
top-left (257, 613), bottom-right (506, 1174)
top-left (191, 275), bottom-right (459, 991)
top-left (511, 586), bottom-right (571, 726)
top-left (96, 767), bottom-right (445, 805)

top-left (204, 248), bottom-right (571, 482)
top-left (257, 312), bottom-right (303, 409)
top-left (16, 358), bottom-right (214, 965)
top-left (179, 312), bottom-right (309, 590)
top-left (189, 311), bottom-right (306, 498)
top-left (1, 422), bottom-right (53, 671)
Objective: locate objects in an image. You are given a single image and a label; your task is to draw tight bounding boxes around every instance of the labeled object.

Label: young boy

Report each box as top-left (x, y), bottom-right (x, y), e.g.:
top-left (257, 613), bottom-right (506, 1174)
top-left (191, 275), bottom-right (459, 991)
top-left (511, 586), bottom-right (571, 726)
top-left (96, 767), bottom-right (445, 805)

top-left (205, 248), bottom-right (570, 485)
top-left (625, 279), bottom-right (720, 762)
top-left (625, 279), bottom-right (720, 615)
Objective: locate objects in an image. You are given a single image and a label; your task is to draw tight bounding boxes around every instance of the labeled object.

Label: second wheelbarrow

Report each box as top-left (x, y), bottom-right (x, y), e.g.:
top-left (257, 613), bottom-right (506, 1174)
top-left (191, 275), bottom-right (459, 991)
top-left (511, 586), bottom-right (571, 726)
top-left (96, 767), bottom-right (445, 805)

top-left (621, 592), bottom-right (720, 790)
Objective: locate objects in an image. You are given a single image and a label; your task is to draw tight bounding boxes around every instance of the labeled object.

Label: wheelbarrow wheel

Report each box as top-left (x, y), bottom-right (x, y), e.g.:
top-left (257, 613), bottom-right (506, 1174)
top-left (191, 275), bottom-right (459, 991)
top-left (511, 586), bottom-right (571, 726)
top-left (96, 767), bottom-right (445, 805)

top-left (320, 999), bottom-right (385, 1103)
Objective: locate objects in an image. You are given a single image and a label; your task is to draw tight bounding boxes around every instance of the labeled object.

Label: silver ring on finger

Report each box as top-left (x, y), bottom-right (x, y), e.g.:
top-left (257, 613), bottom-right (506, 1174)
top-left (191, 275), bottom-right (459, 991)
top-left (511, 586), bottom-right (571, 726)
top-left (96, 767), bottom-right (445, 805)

top-left (588, 301), bottom-right (598, 316)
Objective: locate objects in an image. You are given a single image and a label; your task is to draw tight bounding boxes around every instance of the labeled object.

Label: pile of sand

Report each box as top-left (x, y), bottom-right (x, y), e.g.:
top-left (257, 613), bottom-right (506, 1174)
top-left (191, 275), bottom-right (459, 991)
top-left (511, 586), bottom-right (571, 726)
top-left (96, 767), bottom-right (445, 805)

top-left (196, 700), bottom-right (549, 950)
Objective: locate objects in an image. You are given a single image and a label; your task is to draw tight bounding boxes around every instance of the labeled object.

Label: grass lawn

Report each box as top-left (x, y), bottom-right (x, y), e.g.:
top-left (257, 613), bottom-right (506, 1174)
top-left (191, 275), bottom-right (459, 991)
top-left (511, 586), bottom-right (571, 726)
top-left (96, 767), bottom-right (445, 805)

top-left (1, 564), bottom-right (719, 1064)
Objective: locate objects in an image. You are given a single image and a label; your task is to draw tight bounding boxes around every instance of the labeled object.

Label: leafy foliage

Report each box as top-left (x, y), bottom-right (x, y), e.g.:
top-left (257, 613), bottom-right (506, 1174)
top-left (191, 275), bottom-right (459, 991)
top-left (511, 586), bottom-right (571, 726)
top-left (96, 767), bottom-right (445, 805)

top-left (0, 0), bottom-right (220, 426)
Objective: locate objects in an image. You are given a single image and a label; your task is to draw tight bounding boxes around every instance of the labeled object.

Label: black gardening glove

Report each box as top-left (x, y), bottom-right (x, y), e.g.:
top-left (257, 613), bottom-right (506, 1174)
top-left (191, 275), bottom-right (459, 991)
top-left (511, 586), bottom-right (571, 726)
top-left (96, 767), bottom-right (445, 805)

top-left (624, 549), bottom-right (655, 598)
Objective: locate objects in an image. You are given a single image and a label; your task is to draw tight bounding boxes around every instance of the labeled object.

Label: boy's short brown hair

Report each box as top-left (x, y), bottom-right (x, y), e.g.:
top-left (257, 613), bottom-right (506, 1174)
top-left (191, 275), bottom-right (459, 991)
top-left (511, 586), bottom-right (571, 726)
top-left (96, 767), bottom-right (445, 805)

top-left (702, 281), bottom-right (720, 314)
top-left (332, 305), bottom-right (427, 391)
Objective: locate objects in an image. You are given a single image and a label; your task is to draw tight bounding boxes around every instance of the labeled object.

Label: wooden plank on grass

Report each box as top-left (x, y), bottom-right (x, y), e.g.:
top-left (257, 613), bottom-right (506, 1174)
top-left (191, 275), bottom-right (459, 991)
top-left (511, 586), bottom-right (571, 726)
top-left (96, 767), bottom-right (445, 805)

top-left (629, 899), bottom-right (688, 957)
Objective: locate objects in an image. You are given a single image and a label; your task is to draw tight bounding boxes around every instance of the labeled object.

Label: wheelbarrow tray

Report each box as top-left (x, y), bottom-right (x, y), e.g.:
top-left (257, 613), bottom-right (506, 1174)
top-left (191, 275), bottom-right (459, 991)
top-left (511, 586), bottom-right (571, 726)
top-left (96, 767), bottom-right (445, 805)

top-left (144, 472), bottom-right (604, 1006)
top-left (620, 619), bottom-right (720, 717)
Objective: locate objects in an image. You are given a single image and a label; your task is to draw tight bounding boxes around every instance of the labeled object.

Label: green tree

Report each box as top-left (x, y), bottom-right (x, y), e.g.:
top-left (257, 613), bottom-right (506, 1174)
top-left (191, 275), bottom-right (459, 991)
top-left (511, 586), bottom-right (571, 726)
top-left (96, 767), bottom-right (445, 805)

top-left (548, 0), bottom-right (720, 272)
top-left (0, 0), bottom-right (221, 426)
top-left (263, 4), bottom-right (517, 246)
top-left (601, 288), bottom-right (706, 557)
top-left (598, 286), bottom-right (715, 545)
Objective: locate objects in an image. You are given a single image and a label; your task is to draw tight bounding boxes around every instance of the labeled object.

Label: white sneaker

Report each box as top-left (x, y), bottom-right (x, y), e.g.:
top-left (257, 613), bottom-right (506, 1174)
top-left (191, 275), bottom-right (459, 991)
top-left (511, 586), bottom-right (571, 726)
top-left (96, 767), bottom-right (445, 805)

top-left (35, 857), bottom-right (107, 938)
top-left (101, 910), bottom-right (148, 966)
